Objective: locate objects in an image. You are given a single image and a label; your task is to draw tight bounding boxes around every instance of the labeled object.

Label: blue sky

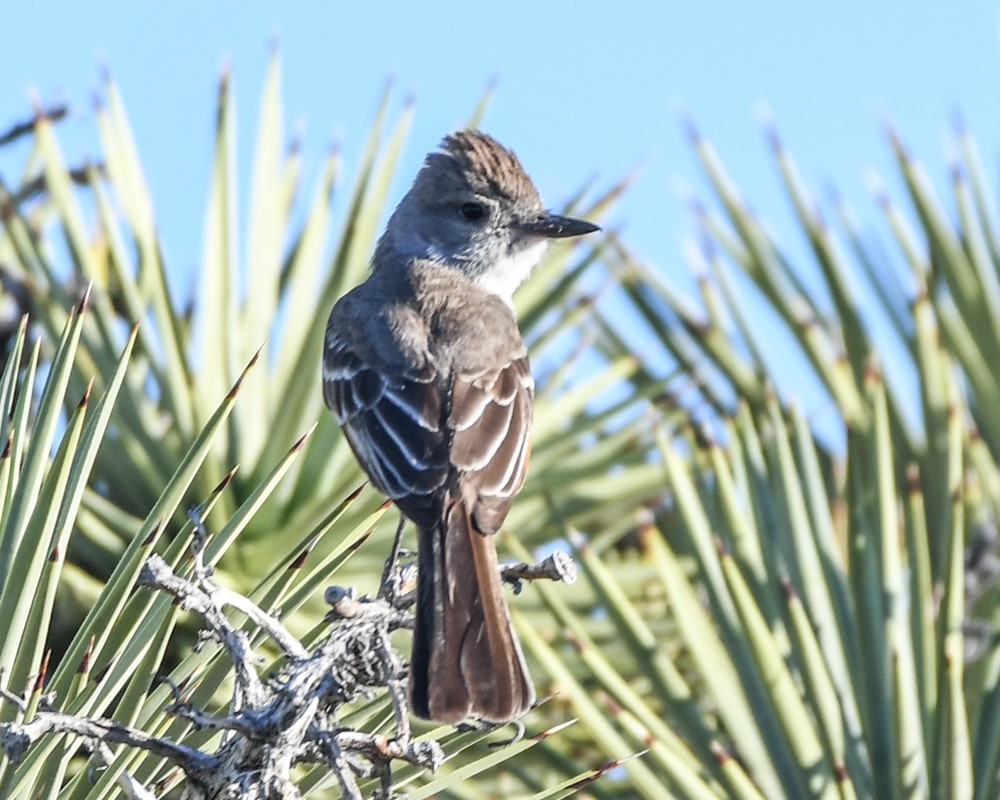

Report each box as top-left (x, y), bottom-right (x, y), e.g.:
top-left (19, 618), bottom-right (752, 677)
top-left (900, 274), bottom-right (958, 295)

top-left (3, 3), bottom-right (1000, 431)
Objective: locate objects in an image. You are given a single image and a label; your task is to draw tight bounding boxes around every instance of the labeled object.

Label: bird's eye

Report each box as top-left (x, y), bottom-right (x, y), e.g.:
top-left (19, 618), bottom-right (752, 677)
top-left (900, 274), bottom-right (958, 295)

top-left (461, 202), bottom-right (485, 222)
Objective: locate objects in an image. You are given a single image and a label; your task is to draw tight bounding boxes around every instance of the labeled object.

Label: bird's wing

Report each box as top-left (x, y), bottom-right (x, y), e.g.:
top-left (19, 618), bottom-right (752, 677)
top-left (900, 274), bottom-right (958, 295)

top-left (323, 334), bottom-right (450, 525)
top-left (448, 356), bottom-right (534, 534)
top-left (323, 332), bottom-right (532, 533)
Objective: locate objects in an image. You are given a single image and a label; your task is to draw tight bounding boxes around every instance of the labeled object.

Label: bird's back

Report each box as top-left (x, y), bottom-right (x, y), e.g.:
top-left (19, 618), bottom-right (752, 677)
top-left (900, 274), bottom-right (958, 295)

top-left (327, 260), bottom-right (527, 380)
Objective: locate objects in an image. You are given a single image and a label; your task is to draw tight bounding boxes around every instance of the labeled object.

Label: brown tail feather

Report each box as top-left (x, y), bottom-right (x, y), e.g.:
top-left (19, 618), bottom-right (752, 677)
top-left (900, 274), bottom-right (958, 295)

top-left (409, 499), bottom-right (534, 723)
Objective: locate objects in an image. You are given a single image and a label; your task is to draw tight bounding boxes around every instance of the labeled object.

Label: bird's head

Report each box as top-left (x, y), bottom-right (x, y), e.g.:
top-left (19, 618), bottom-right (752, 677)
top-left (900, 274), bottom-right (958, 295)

top-left (377, 130), bottom-right (599, 304)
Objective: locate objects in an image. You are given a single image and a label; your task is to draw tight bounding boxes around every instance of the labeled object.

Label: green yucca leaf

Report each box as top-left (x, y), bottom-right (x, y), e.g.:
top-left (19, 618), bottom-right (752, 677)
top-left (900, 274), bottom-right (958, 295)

top-left (520, 240), bottom-right (608, 348)
top-left (902, 465), bottom-right (936, 731)
top-left (697, 253), bottom-right (768, 386)
top-left (645, 530), bottom-right (781, 798)
top-left (956, 123), bottom-right (1000, 265)
top-left (87, 164), bottom-right (177, 458)
top-left (241, 45), bottom-right (286, 396)
top-left (783, 584), bottom-right (854, 792)
top-left (0, 445), bottom-right (12, 579)
top-left (0, 316), bottom-right (28, 427)
top-left (698, 232), bottom-right (771, 382)
top-left (767, 124), bottom-right (869, 386)
top-left (46, 352), bottom-right (258, 705)
top-left (320, 82), bottom-right (392, 308)
top-left (508, 462), bottom-right (664, 544)
top-left (261, 146), bottom-right (339, 478)
top-left (568, 529), bottom-right (708, 733)
top-left (0, 298), bottom-right (85, 587)
top-left (709, 745), bottom-right (769, 800)
top-left (68, 487), bottom-right (388, 794)
top-left (656, 424), bottom-right (735, 625)
top-left (845, 421), bottom-right (895, 796)
top-left (0, 317), bottom-right (28, 527)
top-left (787, 403), bottom-right (857, 671)
top-left (74, 603), bottom-right (179, 800)
top-left (952, 161), bottom-right (1000, 354)
top-left (265, 498), bottom-right (388, 618)
top-left (682, 122), bottom-right (870, 429)
top-left (533, 356), bottom-right (638, 439)
top-left (522, 767), bottom-right (617, 800)
top-left (516, 608), bottom-right (665, 799)
top-left (100, 71), bottom-right (154, 239)
top-left (767, 397), bottom-right (872, 790)
top-left (507, 531), bottom-right (723, 788)
top-left (51, 318), bottom-right (139, 536)
top-left (871, 369), bottom-right (928, 797)
top-left (246, 480), bottom-right (368, 611)
top-left (11, 50), bottom-right (1000, 798)
top-left (517, 737), bottom-right (624, 800)
top-left (465, 82), bottom-right (495, 131)
top-left (936, 482), bottom-right (971, 799)
top-left (4, 342), bottom-right (40, 528)
top-left (831, 192), bottom-right (915, 367)
top-left (363, 724), bottom-right (514, 796)
top-left (604, 270), bottom-right (735, 415)
top-left (0, 316), bottom-right (137, 794)
top-left (6, 392), bottom-right (87, 699)
top-left (911, 290), bottom-right (952, 554)
top-left (719, 540), bottom-right (838, 799)
top-left (7, 657), bottom-right (51, 796)
top-left (630, 266), bottom-right (766, 407)
top-left (975, 645), bottom-right (1000, 800)
top-left (612, 706), bottom-right (725, 800)
top-left (404, 729), bottom-right (551, 799)
top-left (890, 131), bottom-right (988, 343)
top-left (339, 88), bottom-right (410, 297)
top-left (203, 419), bottom-right (315, 565)
top-left (0, 316), bottom-right (86, 718)
top-left (195, 67), bottom-right (239, 440)
top-left (704, 425), bottom-right (771, 609)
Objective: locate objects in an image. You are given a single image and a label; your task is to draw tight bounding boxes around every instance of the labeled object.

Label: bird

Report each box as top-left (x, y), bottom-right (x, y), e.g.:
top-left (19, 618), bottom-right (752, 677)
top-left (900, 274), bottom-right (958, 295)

top-left (322, 130), bottom-right (599, 723)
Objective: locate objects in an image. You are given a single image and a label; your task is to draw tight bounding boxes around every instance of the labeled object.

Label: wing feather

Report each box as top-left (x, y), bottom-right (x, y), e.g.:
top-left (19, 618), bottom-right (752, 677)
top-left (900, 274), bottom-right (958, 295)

top-left (324, 337), bottom-right (449, 523)
top-left (449, 356), bottom-right (533, 534)
top-left (324, 332), bottom-right (532, 535)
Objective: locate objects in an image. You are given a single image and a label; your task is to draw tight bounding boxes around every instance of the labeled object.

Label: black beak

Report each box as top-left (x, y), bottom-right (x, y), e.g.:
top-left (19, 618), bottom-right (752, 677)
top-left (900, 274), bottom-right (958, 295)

top-left (515, 212), bottom-right (601, 239)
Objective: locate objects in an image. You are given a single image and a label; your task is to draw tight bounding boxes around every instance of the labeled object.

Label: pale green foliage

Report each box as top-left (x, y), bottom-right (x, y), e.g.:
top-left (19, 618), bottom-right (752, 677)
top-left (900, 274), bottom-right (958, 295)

top-left (2, 50), bottom-right (999, 800)
top-left (0, 53), bottom-right (653, 797)
top-left (571, 117), bottom-right (1000, 798)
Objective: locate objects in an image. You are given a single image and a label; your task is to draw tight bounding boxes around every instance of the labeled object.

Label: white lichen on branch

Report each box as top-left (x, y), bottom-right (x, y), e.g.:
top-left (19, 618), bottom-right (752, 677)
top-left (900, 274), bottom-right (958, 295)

top-left (0, 510), bottom-right (576, 798)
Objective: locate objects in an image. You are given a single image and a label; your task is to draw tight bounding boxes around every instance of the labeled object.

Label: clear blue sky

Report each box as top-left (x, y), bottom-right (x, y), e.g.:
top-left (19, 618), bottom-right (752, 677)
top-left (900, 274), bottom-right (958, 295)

top-left (3, 3), bottom-right (1000, 430)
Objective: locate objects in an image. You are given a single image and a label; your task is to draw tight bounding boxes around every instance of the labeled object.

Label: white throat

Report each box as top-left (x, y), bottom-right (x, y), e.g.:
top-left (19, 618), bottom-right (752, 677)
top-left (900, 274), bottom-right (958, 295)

top-left (474, 239), bottom-right (548, 306)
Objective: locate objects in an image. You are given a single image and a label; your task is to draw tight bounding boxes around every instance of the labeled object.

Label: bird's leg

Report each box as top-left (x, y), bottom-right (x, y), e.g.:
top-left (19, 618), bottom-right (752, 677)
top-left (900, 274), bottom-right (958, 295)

top-left (377, 516), bottom-right (409, 602)
top-left (456, 717), bottom-right (526, 747)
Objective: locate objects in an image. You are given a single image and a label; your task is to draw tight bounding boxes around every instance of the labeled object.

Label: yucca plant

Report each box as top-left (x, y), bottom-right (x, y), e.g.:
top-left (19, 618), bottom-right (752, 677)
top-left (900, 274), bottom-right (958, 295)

top-left (0, 51), bottom-right (662, 798)
top-left (5, 42), bottom-right (999, 800)
top-left (531, 115), bottom-right (1000, 799)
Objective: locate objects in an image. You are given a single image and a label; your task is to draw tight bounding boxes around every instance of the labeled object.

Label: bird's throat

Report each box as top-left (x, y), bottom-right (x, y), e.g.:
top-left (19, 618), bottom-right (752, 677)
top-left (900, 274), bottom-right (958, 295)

top-left (474, 239), bottom-right (548, 306)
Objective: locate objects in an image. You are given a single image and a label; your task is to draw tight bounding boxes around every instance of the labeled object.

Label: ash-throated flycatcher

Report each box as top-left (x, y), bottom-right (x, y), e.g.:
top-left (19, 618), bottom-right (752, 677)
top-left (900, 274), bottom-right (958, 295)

top-left (323, 130), bottom-right (598, 723)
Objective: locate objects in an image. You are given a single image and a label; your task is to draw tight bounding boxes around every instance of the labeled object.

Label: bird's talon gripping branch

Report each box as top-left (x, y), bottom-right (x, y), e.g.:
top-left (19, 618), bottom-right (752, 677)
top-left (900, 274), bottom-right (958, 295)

top-left (489, 719), bottom-right (526, 748)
